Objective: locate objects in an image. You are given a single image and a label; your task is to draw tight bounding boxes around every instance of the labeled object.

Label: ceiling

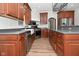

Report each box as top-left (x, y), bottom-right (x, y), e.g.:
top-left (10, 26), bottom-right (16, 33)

top-left (62, 3), bottom-right (79, 11)
top-left (29, 3), bottom-right (53, 12)
top-left (29, 3), bottom-right (79, 12)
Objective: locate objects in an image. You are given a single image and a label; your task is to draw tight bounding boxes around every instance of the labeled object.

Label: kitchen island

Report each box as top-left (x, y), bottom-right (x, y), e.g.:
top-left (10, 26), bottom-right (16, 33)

top-left (0, 28), bottom-right (35, 56)
top-left (49, 29), bottom-right (79, 56)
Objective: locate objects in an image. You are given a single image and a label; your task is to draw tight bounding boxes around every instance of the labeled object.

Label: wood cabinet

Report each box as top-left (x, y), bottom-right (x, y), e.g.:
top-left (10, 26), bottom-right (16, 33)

top-left (64, 41), bottom-right (79, 56)
top-left (41, 29), bottom-right (49, 38)
top-left (0, 3), bottom-right (31, 22)
top-left (0, 41), bottom-right (20, 56)
top-left (40, 12), bottom-right (48, 24)
top-left (58, 11), bottom-right (74, 18)
top-left (7, 3), bottom-right (18, 18)
top-left (0, 33), bottom-right (26, 56)
top-left (49, 30), bottom-right (79, 56)
top-left (0, 3), bottom-right (3, 14)
top-left (0, 32), bottom-right (35, 56)
top-left (57, 11), bottom-right (74, 29)
top-left (24, 3), bottom-right (31, 24)
top-left (0, 3), bottom-right (8, 14)
top-left (27, 33), bottom-right (35, 52)
top-left (18, 3), bottom-right (24, 20)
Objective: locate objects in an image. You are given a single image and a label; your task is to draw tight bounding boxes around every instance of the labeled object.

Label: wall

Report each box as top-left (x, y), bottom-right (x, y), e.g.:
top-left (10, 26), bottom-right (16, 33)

top-left (31, 9), bottom-right (40, 21)
top-left (0, 16), bottom-right (24, 29)
top-left (74, 10), bottom-right (79, 26)
top-left (31, 10), bottom-right (57, 29)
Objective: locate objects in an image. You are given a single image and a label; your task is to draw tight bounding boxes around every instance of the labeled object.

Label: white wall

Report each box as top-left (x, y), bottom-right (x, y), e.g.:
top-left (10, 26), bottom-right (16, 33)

top-left (74, 10), bottom-right (79, 26)
top-left (31, 9), bottom-right (40, 21)
top-left (0, 16), bottom-right (24, 29)
top-left (31, 10), bottom-right (57, 28)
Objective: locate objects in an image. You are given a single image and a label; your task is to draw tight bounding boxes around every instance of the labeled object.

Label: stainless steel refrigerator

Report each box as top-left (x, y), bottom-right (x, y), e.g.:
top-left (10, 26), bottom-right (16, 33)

top-left (49, 17), bottom-right (56, 30)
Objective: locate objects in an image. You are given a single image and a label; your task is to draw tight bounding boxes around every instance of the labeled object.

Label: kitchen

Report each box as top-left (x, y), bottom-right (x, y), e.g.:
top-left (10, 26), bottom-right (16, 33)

top-left (0, 3), bottom-right (79, 56)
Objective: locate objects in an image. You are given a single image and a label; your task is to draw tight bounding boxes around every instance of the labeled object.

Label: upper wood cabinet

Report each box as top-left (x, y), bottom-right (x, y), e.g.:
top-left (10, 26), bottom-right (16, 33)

top-left (40, 12), bottom-right (48, 24)
top-left (0, 3), bottom-right (31, 23)
top-left (0, 3), bottom-right (8, 14)
top-left (7, 3), bottom-right (18, 18)
top-left (0, 3), bottom-right (3, 14)
top-left (58, 11), bottom-right (74, 18)
top-left (24, 3), bottom-right (31, 24)
top-left (18, 3), bottom-right (24, 20)
top-left (57, 11), bottom-right (74, 29)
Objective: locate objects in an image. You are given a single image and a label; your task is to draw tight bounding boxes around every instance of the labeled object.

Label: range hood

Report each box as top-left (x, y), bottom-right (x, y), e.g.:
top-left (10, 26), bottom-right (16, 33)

top-left (53, 3), bottom-right (68, 11)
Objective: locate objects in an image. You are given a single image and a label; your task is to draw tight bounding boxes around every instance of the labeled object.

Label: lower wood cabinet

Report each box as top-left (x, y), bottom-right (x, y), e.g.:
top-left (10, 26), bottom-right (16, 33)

top-left (49, 30), bottom-right (79, 56)
top-left (0, 41), bottom-right (19, 56)
top-left (64, 41), bottom-right (79, 56)
top-left (0, 33), bottom-right (35, 56)
top-left (56, 45), bottom-right (64, 56)
top-left (41, 28), bottom-right (49, 38)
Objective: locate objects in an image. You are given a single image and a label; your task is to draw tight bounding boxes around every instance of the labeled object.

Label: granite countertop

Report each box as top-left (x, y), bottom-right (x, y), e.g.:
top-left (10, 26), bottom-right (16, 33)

top-left (0, 28), bottom-right (34, 34)
top-left (51, 29), bottom-right (79, 34)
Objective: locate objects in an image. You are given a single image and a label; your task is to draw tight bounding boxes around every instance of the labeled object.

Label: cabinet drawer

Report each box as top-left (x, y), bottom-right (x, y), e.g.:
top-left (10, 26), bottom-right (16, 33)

top-left (0, 35), bottom-right (18, 41)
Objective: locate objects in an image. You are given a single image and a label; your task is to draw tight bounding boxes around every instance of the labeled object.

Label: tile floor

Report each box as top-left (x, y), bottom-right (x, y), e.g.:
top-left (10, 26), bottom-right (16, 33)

top-left (27, 38), bottom-right (57, 56)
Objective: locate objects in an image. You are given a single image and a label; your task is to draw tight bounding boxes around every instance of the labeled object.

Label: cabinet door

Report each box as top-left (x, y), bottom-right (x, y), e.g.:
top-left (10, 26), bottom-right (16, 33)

top-left (24, 8), bottom-right (31, 24)
top-left (0, 41), bottom-right (19, 56)
top-left (56, 45), bottom-right (63, 56)
top-left (0, 3), bottom-right (8, 14)
top-left (7, 3), bottom-right (18, 18)
top-left (18, 3), bottom-right (24, 20)
top-left (41, 29), bottom-right (45, 38)
top-left (23, 3), bottom-right (31, 24)
top-left (0, 3), bottom-right (7, 14)
top-left (0, 3), bottom-right (3, 14)
top-left (64, 41), bottom-right (79, 56)
top-left (40, 12), bottom-right (48, 24)
top-left (41, 29), bottom-right (48, 38)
